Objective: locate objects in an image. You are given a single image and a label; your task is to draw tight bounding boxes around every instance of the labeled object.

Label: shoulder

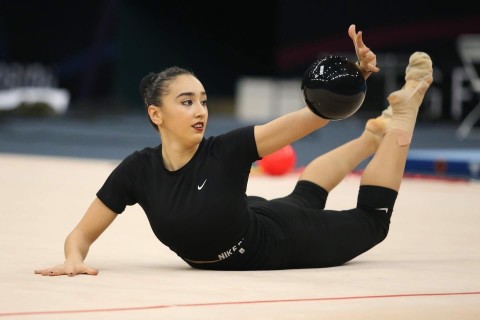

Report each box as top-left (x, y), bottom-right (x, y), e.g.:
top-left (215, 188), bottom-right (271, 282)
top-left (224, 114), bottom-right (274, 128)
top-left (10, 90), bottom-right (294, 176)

top-left (116, 145), bottom-right (161, 171)
top-left (206, 125), bottom-right (259, 161)
top-left (127, 145), bottom-right (160, 161)
top-left (211, 125), bottom-right (255, 143)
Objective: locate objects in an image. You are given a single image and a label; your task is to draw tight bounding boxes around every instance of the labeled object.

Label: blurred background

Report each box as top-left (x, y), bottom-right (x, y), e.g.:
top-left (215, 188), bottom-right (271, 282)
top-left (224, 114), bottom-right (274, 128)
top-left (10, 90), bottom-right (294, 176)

top-left (0, 0), bottom-right (479, 177)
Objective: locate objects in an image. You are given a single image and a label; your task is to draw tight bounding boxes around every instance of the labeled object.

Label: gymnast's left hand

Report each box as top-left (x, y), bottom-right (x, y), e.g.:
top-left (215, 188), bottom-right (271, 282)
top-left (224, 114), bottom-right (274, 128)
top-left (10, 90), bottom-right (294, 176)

top-left (348, 24), bottom-right (380, 79)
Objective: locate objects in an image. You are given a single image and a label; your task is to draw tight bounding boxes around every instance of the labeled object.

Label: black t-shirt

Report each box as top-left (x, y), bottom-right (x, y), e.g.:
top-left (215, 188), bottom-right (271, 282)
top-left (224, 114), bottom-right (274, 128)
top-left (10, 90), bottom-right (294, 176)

top-left (96, 125), bottom-right (260, 260)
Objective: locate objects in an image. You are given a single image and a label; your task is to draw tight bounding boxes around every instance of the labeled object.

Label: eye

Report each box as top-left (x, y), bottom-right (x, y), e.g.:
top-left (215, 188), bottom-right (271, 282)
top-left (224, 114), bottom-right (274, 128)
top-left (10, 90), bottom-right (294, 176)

top-left (201, 99), bottom-right (208, 107)
top-left (182, 99), bottom-right (193, 106)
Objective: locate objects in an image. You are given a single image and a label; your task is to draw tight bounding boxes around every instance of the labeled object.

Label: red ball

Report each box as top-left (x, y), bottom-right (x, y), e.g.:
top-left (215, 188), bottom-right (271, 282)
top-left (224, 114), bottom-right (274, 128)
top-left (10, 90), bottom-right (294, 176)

top-left (259, 145), bottom-right (297, 176)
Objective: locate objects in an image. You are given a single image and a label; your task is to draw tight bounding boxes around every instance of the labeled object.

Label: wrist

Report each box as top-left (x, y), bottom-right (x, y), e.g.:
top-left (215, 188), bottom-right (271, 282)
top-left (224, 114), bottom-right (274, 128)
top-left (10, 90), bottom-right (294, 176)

top-left (356, 61), bottom-right (372, 73)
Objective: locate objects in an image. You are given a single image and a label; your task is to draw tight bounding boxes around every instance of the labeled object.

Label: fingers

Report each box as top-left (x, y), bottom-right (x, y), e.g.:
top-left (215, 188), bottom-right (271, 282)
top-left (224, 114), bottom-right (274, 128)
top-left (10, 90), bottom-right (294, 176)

top-left (348, 24), bottom-right (380, 76)
top-left (85, 267), bottom-right (99, 276)
top-left (65, 265), bottom-right (76, 277)
top-left (34, 265), bottom-right (99, 277)
top-left (355, 31), bottom-right (364, 48)
top-left (358, 48), bottom-right (380, 73)
top-left (34, 268), bottom-right (51, 275)
top-left (348, 24), bottom-right (361, 57)
top-left (34, 268), bottom-right (66, 276)
top-left (348, 24), bottom-right (357, 41)
top-left (64, 265), bottom-right (97, 276)
top-left (349, 24), bottom-right (363, 53)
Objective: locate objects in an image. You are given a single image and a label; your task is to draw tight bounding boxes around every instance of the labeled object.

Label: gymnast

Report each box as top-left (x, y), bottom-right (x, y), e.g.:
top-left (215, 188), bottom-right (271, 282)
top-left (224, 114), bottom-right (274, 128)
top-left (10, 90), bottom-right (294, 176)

top-left (35, 24), bottom-right (433, 275)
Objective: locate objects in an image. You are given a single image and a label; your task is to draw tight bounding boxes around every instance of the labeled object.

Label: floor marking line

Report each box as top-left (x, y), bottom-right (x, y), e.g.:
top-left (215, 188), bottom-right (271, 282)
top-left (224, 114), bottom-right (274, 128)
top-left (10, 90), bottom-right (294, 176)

top-left (1, 291), bottom-right (479, 317)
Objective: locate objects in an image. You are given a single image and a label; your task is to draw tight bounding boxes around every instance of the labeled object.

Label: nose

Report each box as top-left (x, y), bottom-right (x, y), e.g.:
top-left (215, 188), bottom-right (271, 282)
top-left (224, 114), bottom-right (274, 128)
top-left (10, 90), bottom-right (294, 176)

top-left (194, 102), bottom-right (207, 117)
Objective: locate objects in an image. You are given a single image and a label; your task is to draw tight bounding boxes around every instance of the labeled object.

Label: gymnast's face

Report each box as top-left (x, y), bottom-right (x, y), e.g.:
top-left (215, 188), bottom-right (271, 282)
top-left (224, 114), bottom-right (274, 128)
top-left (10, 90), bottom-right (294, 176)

top-left (151, 74), bottom-right (208, 147)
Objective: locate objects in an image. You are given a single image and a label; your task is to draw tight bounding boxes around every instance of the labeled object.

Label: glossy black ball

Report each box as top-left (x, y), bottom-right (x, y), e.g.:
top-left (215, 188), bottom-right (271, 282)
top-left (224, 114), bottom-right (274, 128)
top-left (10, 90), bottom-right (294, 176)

top-left (302, 55), bottom-right (367, 120)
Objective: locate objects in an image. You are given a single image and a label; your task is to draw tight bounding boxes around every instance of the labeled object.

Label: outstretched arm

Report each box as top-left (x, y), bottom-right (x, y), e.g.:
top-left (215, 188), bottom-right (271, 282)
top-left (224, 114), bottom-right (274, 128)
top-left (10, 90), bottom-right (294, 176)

top-left (254, 24), bottom-right (379, 157)
top-left (34, 197), bottom-right (117, 277)
top-left (254, 107), bottom-right (328, 157)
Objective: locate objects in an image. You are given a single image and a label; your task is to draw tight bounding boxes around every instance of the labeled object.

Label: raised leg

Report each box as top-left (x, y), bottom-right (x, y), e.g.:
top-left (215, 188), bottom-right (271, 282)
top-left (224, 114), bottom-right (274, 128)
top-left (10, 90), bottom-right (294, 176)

top-left (299, 106), bottom-right (391, 192)
top-left (360, 52), bottom-right (433, 190)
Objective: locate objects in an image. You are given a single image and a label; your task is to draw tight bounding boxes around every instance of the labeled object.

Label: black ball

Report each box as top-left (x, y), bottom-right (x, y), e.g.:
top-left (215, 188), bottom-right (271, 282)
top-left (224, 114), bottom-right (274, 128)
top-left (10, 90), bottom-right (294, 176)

top-left (301, 55), bottom-right (367, 120)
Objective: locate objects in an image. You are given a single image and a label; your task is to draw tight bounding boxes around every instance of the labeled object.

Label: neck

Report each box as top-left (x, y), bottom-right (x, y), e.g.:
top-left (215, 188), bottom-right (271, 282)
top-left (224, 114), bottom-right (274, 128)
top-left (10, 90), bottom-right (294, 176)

top-left (161, 141), bottom-right (200, 171)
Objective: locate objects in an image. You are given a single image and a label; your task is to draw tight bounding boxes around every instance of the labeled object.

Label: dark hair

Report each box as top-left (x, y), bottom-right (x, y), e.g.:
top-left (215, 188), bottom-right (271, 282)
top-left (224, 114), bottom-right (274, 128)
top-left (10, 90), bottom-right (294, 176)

top-left (139, 66), bottom-right (195, 130)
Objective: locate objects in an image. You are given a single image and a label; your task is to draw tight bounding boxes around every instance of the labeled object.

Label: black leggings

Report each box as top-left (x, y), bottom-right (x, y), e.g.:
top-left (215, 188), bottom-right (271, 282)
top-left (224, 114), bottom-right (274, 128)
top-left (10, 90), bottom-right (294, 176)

top-left (187, 180), bottom-right (398, 271)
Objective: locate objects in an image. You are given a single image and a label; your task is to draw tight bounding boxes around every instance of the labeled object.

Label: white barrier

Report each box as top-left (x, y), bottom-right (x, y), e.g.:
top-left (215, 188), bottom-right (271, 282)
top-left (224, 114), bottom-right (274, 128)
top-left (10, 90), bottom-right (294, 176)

top-left (0, 87), bottom-right (70, 114)
top-left (235, 77), bottom-right (304, 121)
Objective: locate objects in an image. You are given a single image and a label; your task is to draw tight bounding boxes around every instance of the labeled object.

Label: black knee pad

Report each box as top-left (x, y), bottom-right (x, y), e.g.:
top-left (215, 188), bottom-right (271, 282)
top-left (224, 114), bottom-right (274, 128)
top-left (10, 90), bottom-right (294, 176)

top-left (357, 185), bottom-right (398, 215)
top-left (290, 180), bottom-right (329, 209)
top-left (357, 185), bottom-right (398, 242)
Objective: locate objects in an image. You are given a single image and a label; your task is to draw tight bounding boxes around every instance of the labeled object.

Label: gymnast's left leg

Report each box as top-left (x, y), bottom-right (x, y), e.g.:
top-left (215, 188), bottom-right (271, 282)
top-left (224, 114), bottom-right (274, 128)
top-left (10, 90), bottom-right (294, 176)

top-left (299, 107), bottom-right (391, 192)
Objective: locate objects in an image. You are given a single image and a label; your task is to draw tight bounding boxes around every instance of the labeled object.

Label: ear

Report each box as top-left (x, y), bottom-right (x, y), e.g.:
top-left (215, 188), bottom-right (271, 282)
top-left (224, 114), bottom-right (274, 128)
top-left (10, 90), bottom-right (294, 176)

top-left (147, 105), bottom-right (163, 126)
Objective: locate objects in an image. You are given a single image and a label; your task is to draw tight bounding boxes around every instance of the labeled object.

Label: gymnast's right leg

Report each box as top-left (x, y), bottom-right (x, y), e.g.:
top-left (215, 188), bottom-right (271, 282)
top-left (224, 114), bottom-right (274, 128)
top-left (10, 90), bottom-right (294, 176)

top-left (360, 51), bottom-right (433, 191)
top-left (344, 52), bottom-right (434, 262)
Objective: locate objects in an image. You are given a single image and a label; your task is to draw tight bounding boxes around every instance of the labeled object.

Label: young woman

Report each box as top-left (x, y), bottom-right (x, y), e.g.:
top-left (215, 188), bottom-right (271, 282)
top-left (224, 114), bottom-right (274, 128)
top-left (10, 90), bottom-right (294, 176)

top-left (35, 25), bottom-right (433, 275)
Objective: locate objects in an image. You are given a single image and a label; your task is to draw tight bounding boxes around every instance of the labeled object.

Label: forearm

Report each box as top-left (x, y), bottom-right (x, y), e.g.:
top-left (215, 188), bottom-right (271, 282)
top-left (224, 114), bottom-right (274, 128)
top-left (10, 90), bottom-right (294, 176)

top-left (255, 106), bottom-right (329, 157)
top-left (64, 229), bottom-right (93, 263)
top-left (62, 198), bottom-right (117, 264)
top-left (273, 107), bottom-right (329, 141)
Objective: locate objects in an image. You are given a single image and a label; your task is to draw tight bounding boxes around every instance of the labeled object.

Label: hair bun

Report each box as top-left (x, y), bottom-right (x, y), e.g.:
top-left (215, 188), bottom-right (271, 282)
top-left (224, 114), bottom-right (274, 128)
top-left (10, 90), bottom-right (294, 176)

top-left (139, 72), bottom-right (157, 96)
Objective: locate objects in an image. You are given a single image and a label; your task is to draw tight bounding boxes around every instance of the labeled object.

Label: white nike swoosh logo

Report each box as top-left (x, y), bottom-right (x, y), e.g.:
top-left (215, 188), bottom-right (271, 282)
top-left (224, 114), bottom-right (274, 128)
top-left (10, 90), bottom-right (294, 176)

top-left (197, 179), bottom-right (207, 190)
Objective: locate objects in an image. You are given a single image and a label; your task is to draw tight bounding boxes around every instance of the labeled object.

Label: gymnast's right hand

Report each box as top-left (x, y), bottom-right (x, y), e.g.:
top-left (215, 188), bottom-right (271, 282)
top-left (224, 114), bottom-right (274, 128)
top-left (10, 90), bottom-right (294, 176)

top-left (34, 262), bottom-right (99, 277)
top-left (34, 198), bottom-right (117, 277)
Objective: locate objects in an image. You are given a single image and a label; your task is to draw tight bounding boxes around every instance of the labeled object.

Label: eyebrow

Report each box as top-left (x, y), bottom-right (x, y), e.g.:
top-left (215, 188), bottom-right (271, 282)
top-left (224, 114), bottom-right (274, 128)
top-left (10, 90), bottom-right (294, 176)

top-left (175, 91), bottom-right (207, 99)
